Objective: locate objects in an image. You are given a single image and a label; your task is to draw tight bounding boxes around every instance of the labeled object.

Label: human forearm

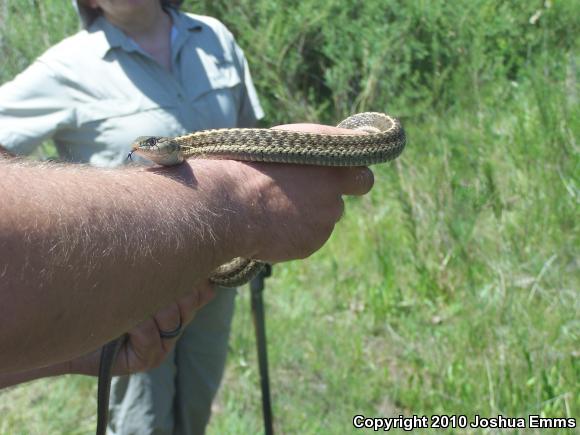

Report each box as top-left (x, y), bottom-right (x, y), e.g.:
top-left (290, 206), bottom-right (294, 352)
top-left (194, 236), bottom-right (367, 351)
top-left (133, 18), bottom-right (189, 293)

top-left (0, 123), bottom-right (374, 375)
top-left (0, 361), bottom-right (71, 389)
top-left (0, 282), bottom-right (213, 389)
top-left (0, 160), bottom-right (242, 373)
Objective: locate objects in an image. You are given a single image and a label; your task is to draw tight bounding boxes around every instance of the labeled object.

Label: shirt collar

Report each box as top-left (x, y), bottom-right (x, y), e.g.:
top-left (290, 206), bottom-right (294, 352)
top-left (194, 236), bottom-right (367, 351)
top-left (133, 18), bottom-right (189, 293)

top-left (169, 8), bottom-right (203, 34)
top-left (87, 15), bottom-right (135, 59)
top-left (88, 9), bottom-right (202, 60)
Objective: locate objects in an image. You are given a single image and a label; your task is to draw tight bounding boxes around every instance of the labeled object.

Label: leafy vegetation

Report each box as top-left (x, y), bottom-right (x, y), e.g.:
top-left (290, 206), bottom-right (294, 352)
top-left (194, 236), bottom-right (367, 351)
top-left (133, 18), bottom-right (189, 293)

top-left (1, 0), bottom-right (578, 433)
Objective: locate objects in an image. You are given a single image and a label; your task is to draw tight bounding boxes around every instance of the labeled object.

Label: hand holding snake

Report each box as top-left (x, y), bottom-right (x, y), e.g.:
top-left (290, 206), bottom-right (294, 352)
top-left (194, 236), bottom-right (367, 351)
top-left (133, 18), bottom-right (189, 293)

top-left (96, 112), bottom-right (406, 435)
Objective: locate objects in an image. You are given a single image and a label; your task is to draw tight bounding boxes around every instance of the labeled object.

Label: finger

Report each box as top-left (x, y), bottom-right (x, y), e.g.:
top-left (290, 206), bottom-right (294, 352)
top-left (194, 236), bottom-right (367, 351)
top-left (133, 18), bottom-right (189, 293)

top-left (176, 292), bottom-right (199, 326)
top-left (176, 281), bottom-right (216, 326)
top-left (272, 123), bottom-right (367, 136)
top-left (339, 167), bottom-right (374, 196)
top-left (153, 303), bottom-right (182, 344)
top-left (120, 319), bottom-right (164, 374)
top-left (129, 320), bottom-right (160, 358)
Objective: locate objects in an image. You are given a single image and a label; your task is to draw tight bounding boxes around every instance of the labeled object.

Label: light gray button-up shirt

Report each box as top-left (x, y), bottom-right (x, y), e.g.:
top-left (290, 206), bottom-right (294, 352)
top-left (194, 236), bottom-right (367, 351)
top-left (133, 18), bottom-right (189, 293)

top-left (0, 10), bottom-right (264, 167)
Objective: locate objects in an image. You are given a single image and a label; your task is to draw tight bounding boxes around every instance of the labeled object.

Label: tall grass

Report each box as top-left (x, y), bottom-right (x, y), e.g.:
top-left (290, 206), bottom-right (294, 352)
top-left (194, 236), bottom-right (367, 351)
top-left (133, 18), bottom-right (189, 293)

top-left (0, 0), bottom-right (578, 433)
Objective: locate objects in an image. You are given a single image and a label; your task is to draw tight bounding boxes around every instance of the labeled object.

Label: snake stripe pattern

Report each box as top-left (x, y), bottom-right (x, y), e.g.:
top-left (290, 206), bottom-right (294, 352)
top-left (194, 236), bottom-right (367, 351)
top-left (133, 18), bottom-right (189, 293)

top-left (96, 112), bottom-right (405, 435)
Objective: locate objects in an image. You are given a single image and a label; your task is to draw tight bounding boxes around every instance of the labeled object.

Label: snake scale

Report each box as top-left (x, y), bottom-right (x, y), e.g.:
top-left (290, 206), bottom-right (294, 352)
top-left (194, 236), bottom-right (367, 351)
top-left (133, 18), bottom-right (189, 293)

top-left (95, 112), bottom-right (406, 435)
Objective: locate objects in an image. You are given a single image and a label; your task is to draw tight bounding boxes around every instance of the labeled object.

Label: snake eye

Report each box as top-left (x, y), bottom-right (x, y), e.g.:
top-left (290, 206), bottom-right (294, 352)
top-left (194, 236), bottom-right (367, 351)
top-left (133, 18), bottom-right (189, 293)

top-left (146, 137), bottom-right (157, 146)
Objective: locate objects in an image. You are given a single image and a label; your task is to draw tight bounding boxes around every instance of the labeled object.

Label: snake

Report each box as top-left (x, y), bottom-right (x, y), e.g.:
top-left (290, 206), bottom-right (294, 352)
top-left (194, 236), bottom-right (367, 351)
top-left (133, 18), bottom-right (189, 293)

top-left (95, 112), bottom-right (405, 435)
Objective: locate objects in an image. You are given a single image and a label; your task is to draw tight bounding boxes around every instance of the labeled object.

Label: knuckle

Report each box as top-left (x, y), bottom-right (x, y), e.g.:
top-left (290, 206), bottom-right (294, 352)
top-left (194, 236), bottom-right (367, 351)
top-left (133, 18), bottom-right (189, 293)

top-left (302, 223), bottom-right (335, 258)
top-left (322, 196), bottom-right (344, 223)
top-left (155, 304), bottom-right (180, 327)
top-left (141, 319), bottom-right (158, 337)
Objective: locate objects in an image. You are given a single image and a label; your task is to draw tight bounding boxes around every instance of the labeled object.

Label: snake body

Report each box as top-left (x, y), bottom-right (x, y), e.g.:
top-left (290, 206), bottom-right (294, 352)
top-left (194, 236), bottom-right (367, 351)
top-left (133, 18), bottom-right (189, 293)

top-left (96, 112), bottom-right (405, 435)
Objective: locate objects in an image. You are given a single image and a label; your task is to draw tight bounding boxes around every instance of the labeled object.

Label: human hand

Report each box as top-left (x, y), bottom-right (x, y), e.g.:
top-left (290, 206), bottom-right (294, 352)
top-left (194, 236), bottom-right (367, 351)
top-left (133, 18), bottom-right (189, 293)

top-left (221, 123), bottom-right (374, 264)
top-left (0, 282), bottom-right (216, 388)
top-left (68, 281), bottom-right (215, 376)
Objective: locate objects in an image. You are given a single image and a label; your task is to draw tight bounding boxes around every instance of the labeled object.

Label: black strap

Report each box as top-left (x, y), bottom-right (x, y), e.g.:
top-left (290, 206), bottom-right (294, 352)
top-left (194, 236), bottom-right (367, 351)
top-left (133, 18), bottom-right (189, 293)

top-left (250, 264), bottom-right (274, 435)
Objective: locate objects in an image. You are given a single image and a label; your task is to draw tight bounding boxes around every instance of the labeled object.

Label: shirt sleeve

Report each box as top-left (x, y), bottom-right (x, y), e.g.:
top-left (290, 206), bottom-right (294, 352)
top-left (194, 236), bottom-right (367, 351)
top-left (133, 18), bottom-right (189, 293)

top-left (0, 60), bottom-right (75, 155)
top-left (232, 41), bottom-right (264, 128)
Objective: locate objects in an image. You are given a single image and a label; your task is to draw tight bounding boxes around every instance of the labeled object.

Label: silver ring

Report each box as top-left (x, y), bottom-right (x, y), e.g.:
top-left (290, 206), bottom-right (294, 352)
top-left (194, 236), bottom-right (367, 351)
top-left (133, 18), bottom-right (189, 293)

top-left (159, 319), bottom-right (183, 339)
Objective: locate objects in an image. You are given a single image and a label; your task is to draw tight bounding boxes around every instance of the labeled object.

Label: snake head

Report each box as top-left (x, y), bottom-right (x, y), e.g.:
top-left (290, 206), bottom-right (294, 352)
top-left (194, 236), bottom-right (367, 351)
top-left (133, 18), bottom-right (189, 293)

top-left (132, 136), bottom-right (161, 150)
top-left (129, 136), bottom-right (184, 165)
top-left (127, 136), bottom-right (162, 160)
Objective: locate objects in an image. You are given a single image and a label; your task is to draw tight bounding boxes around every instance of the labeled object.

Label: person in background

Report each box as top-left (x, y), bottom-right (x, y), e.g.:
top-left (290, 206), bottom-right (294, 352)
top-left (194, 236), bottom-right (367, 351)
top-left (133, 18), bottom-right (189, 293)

top-left (0, 0), bottom-right (264, 432)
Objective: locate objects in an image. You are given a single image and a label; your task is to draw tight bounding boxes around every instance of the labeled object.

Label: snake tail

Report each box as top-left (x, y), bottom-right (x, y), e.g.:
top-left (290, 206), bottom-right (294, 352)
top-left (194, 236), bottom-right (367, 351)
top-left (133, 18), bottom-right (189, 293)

top-left (96, 337), bottom-right (124, 435)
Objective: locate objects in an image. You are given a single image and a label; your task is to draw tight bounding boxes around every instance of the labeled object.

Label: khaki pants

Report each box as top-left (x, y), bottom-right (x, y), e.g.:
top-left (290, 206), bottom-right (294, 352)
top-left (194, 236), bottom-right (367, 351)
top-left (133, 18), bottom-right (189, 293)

top-left (107, 288), bottom-right (237, 435)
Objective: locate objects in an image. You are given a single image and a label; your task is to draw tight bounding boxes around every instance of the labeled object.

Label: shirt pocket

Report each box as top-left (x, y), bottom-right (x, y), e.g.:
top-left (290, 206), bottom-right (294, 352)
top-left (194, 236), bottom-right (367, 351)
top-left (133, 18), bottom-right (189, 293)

top-left (62, 98), bottom-right (183, 166)
top-left (193, 52), bottom-right (242, 97)
top-left (188, 53), bottom-right (243, 128)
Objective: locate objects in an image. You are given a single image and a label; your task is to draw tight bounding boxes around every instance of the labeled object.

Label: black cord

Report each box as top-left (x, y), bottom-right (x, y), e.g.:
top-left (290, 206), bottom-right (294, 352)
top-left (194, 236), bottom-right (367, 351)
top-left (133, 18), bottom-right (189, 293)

top-left (250, 264), bottom-right (274, 435)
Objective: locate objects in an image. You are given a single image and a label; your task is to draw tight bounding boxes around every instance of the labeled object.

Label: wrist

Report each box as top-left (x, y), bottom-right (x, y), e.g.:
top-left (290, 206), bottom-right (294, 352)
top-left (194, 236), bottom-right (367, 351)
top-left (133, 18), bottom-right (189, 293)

top-left (66, 350), bottom-right (100, 376)
top-left (178, 159), bottom-right (258, 264)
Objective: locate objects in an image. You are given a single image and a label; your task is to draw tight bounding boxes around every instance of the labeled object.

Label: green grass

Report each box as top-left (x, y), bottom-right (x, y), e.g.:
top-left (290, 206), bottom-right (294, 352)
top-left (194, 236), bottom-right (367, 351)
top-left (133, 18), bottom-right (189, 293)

top-left (1, 0), bottom-right (578, 434)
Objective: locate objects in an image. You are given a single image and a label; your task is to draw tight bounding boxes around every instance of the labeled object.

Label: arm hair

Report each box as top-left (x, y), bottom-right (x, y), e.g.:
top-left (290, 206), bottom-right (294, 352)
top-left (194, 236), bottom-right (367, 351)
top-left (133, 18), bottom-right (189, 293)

top-left (0, 158), bottom-right (244, 373)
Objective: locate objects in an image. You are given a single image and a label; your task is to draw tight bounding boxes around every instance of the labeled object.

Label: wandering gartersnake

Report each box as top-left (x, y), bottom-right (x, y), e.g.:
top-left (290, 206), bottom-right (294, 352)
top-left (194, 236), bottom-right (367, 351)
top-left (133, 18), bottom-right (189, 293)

top-left (95, 112), bottom-right (406, 435)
